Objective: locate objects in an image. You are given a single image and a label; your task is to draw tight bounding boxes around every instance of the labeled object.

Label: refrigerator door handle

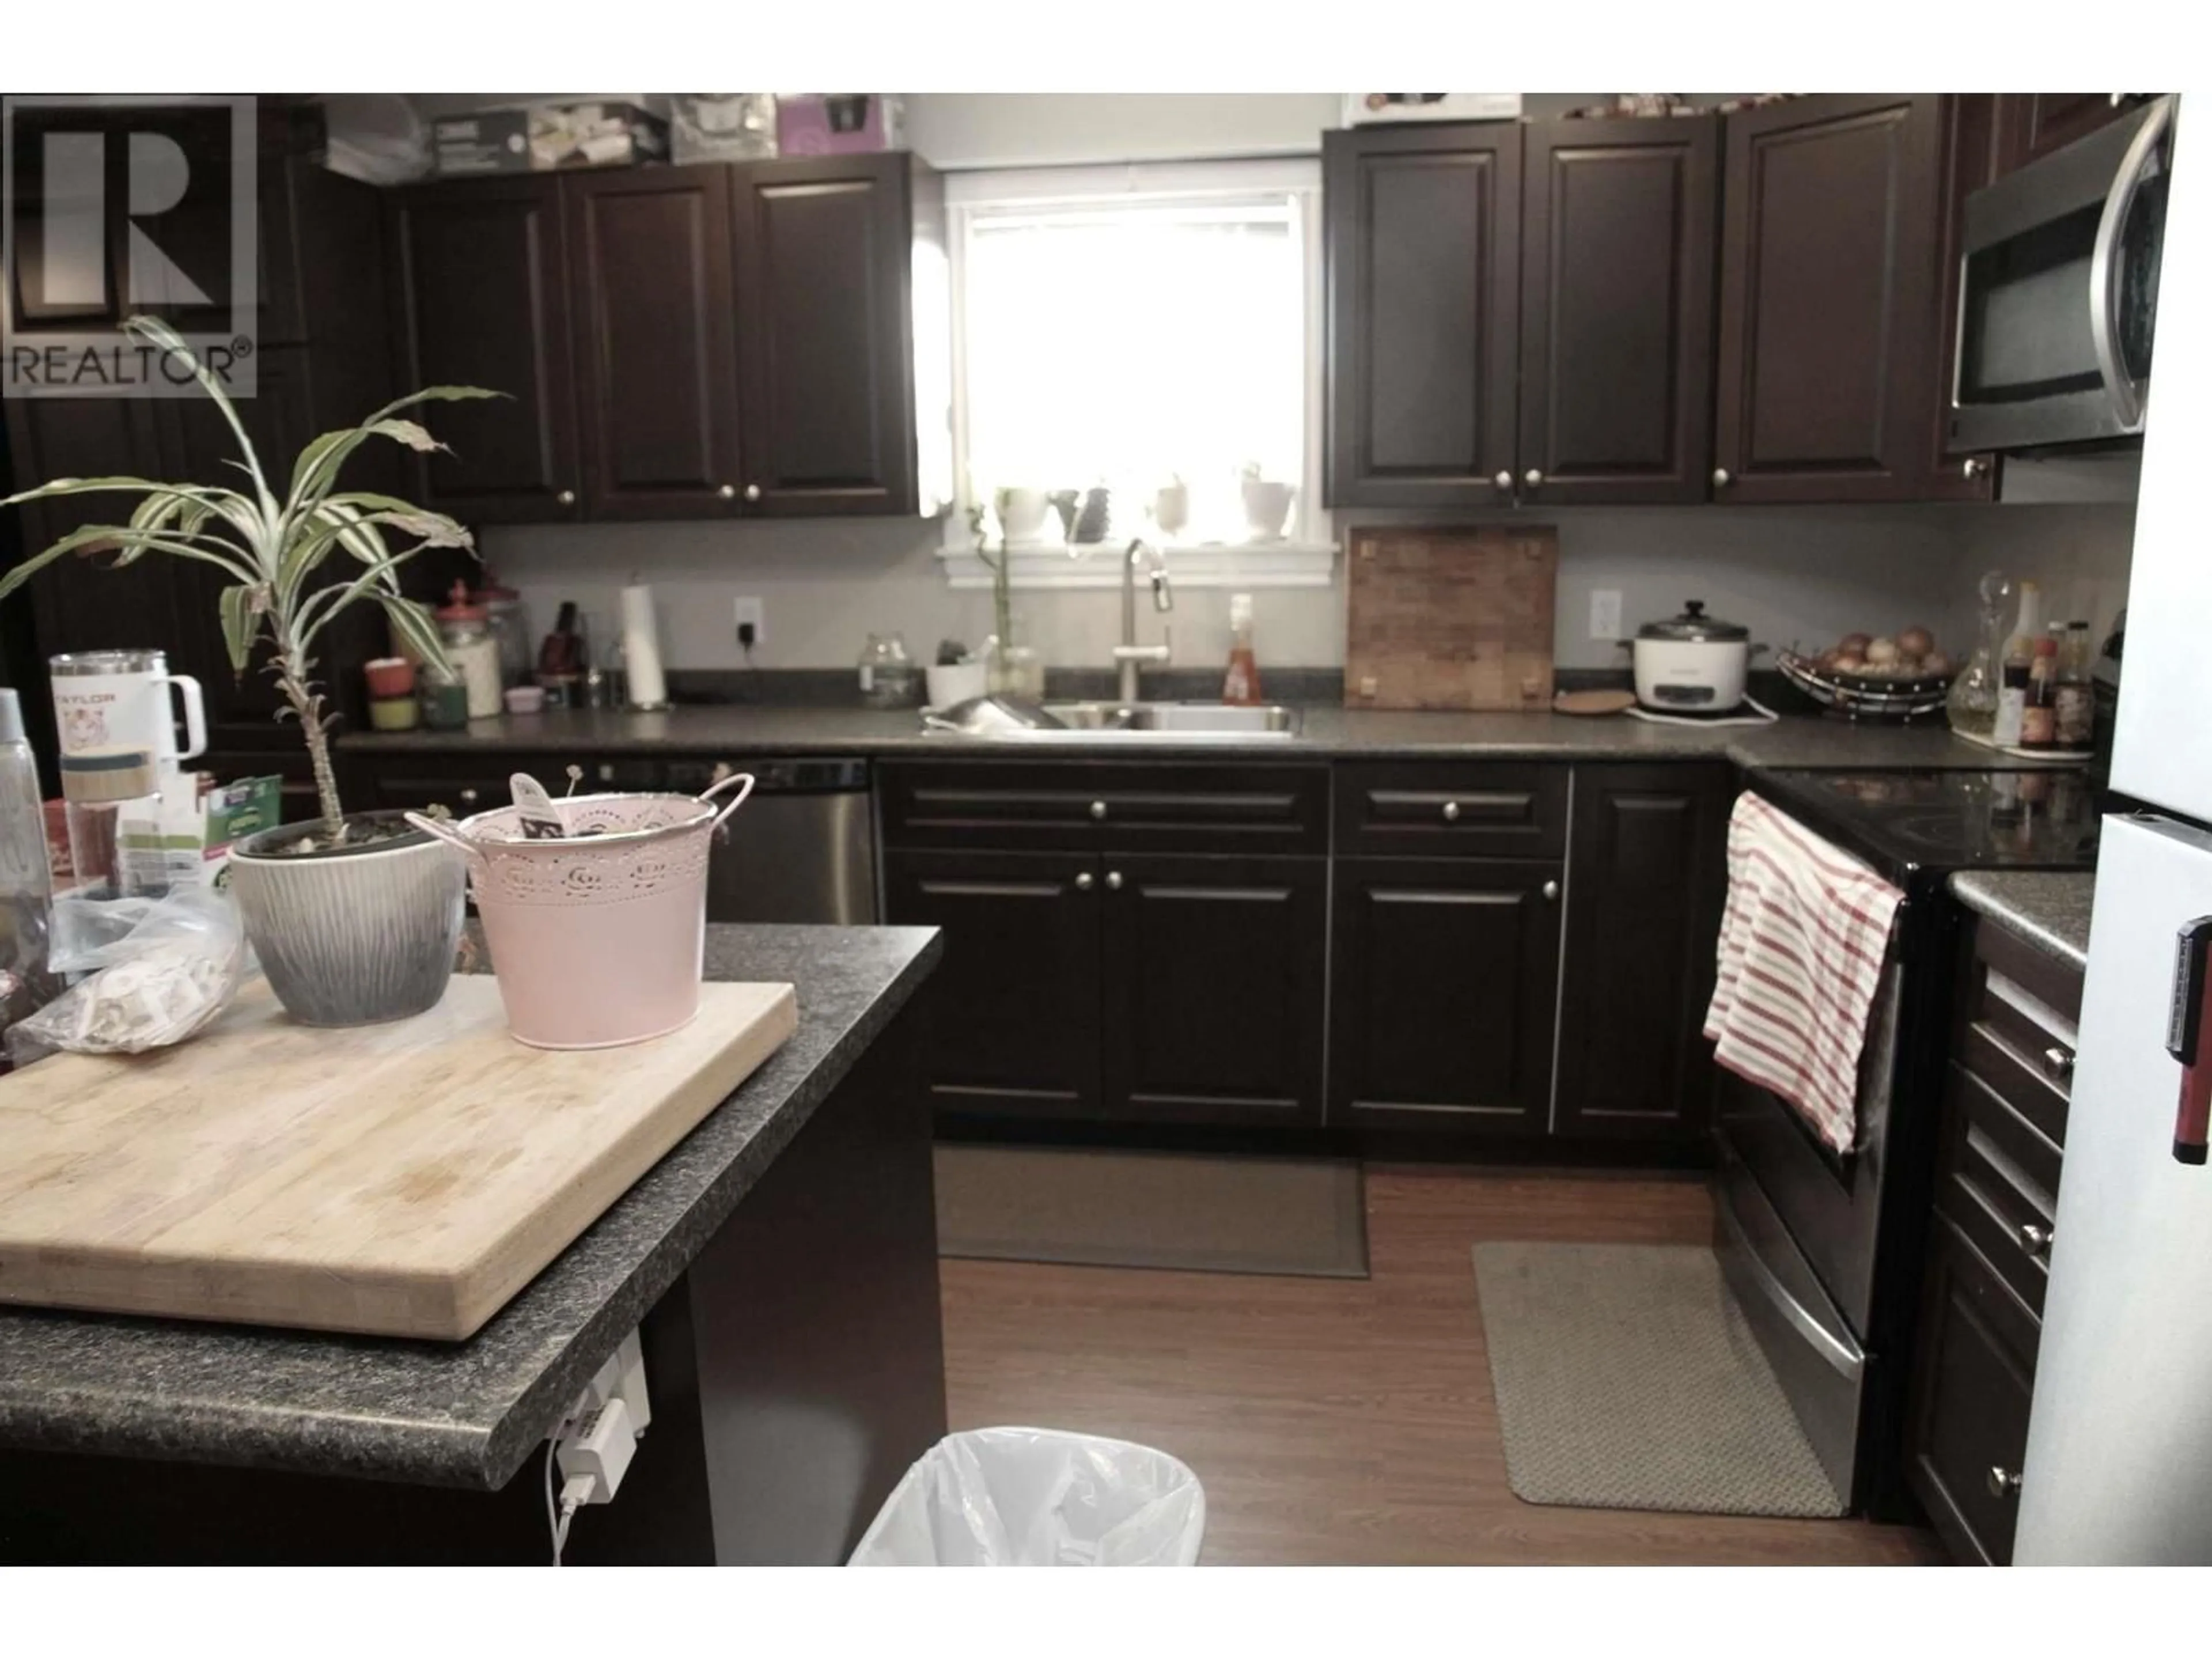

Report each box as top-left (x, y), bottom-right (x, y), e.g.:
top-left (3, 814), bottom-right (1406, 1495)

top-left (2168, 917), bottom-right (2212, 1165)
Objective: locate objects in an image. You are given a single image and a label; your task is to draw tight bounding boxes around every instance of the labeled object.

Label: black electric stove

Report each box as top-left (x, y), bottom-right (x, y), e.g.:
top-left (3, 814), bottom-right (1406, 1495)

top-left (1748, 767), bottom-right (2101, 893)
top-left (1709, 765), bottom-right (2099, 1522)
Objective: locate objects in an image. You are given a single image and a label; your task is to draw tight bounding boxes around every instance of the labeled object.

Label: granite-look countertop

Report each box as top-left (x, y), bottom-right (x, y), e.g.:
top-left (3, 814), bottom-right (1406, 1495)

top-left (0, 924), bottom-right (941, 1491)
top-left (339, 703), bottom-right (2055, 772)
top-left (1949, 871), bottom-right (2097, 971)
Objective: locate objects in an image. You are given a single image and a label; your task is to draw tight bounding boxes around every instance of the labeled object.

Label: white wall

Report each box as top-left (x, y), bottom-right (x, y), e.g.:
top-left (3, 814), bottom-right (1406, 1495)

top-left (479, 502), bottom-right (2134, 679)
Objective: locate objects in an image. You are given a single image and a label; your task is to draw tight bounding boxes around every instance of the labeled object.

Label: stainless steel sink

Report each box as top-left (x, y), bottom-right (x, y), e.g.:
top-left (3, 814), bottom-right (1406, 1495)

top-left (932, 702), bottom-right (1302, 743)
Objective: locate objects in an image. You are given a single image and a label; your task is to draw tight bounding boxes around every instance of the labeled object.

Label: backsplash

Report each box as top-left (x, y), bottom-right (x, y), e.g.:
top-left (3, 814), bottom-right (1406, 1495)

top-left (477, 501), bottom-right (2137, 681)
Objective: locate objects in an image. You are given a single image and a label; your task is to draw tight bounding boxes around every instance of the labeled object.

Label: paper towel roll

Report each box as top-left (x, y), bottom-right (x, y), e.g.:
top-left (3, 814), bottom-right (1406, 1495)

top-left (620, 584), bottom-right (668, 709)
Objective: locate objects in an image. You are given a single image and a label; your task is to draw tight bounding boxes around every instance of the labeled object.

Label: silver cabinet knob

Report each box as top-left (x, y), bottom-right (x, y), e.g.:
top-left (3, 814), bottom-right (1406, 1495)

top-left (1542, 879), bottom-right (1560, 901)
top-left (1105, 870), bottom-right (1123, 891)
top-left (1988, 1465), bottom-right (2022, 1499)
top-left (556, 488), bottom-right (577, 507)
top-left (1089, 800), bottom-right (1107, 821)
top-left (2042, 1045), bottom-right (2074, 1082)
top-left (1961, 456), bottom-right (1991, 480)
top-left (2019, 1221), bottom-right (2054, 1255)
top-left (1442, 800), bottom-right (1461, 822)
top-left (1493, 470), bottom-right (1513, 491)
top-left (1711, 467), bottom-right (1732, 488)
top-left (1523, 468), bottom-right (1544, 488)
top-left (718, 484), bottom-right (737, 500)
top-left (744, 484), bottom-right (763, 502)
top-left (1073, 872), bottom-right (1094, 892)
top-left (457, 787), bottom-right (479, 806)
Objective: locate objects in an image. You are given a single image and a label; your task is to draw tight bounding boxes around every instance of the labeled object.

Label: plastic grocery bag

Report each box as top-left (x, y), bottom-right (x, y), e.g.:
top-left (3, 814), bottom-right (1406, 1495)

top-left (848, 1427), bottom-right (1206, 1567)
top-left (6, 886), bottom-right (248, 1060)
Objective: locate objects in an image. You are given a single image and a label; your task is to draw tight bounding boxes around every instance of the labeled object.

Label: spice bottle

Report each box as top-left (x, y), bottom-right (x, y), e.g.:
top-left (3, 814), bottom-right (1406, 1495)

top-left (2020, 635), bottom-right (2061, 750)
top-left (2054, 622), bottom-right (2094, 751)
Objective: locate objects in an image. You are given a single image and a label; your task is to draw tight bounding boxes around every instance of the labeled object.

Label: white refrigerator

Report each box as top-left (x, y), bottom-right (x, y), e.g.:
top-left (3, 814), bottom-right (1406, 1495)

top-left (2014, 96), bottom-right (2212, 1564)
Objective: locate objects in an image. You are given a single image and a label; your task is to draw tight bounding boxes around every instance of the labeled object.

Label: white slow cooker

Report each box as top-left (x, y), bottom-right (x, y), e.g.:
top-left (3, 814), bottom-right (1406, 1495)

top-left (1633, 601), bottom-right (1758, 713)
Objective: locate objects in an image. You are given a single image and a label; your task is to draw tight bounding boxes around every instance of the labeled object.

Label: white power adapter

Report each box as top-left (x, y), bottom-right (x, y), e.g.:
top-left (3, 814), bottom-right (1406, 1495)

top-left (558, 1395), bottom-right (636, 1504)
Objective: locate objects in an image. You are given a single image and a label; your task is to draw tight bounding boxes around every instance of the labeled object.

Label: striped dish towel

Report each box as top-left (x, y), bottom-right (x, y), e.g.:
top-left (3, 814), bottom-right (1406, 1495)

top-left (1703, 791), bottom-right (1904, 1155)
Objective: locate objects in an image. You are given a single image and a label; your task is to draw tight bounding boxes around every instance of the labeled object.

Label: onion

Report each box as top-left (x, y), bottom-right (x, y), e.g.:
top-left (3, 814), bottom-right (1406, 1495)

top-left (1839, 632), bottom-right (1873, 656)
top-left (1831, 654), bottom-right (1866, 675)
top-left (1865, 637), bottom-right (1900, 665)
top-left (1921, 651), bottom-right (1953, 677)
top-left (1898, 626), bottom-right (1935, 659)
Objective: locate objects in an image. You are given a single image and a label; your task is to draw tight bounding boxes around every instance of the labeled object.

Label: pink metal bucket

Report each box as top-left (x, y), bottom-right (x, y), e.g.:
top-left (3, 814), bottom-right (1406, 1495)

top-left (405, 774), bottom-right (753, 1049)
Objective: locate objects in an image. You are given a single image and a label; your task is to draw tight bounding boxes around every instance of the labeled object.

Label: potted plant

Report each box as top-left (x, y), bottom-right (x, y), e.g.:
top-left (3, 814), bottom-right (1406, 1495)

top-left (0, 315), bottom-right (499, 1027)
top-left (1239, 461), bottom-right (1296, 542)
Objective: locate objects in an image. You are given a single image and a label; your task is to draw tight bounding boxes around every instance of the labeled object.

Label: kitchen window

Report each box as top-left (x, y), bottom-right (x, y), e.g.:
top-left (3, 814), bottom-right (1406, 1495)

top-left (941, 158), bottom-right (1332, 589)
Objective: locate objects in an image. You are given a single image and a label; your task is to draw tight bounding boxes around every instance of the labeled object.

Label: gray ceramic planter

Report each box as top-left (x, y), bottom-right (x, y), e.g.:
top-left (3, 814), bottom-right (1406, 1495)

top-left (228, 812), bottom-right (466, 1027)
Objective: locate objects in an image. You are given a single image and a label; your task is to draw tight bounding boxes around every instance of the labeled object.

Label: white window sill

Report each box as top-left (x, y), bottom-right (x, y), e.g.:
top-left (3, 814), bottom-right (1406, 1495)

top-left (937, 537), bottom-right (1338, 592)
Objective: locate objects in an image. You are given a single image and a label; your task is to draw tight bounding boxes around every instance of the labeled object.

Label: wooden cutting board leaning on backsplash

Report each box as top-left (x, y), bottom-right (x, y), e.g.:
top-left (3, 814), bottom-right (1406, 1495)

top-left (1344, 525), bottom-right (1558, 711)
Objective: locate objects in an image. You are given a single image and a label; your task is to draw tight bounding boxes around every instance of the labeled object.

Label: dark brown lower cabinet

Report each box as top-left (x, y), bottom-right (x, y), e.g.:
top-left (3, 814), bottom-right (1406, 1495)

top-left (1328, 857), bottom-right (1563, 1135)
top-left (1906, 1218), bottom-right (2038, 1565)
top-left (882, 848), bottom-right (1103, 1122)
top-left (1100, 854), bottom-right (1326, 1127)
top-left (1553, 765), bottom-right (1732, 1139)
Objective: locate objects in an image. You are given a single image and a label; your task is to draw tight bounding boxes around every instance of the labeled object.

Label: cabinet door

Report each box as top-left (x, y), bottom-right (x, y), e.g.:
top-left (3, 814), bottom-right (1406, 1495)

top-left (1994, 94), bottom-right (2139, 175)
top-left (386, 176), bottom-right (581, 522)
top-left (1518, 116), bottom-right (1717, 505)
top-left (3, 397), bottom-right (184, 658)
top-left (881, 848), bottom-right (1101, 1120)
top-left (1324, 122), bottom-right (1521, 509)
top-left (1553, 765), bottom-right (1732, 1140)
top-left (1329, 857), bottom-right (1562, 1134)
top-left (1100, 854), bottom-right (1326, 1127)
top-left (1906, 1218), bottom-right (2039, 1565)
top-left (730, 154), bottom-right (916, 516)
top-left (566, 167), bottom-right (744, 519)
top-left (1713, 94), bottom-right (1948, 503)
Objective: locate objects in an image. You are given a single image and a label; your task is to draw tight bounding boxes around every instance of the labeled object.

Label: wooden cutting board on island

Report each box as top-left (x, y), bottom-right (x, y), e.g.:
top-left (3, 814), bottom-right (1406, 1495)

top-left (0, 976), bottom-right (797, 1340)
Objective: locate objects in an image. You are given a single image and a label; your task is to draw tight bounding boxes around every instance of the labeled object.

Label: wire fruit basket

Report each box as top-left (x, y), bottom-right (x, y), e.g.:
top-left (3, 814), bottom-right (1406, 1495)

top-left (1774, 649), bottom-right (1951, 723)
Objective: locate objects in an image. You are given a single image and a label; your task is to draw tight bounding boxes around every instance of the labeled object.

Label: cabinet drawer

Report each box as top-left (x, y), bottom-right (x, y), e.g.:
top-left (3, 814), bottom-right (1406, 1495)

top-left (1908, 1217), bottom-right (2038, 1565)
top-left (878, 761), bottom-right (1328, 854)
top-left (1334, 762), bottom-right (1567, 858)
top-left (1938, 1065), bottom-right (2058, 1316)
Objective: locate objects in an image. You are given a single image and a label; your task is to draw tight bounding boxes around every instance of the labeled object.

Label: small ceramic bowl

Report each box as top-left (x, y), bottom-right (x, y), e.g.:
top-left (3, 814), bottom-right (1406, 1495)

top-left (503, 685), bottom-right (547, 715)
top-left (368, 695), bottom-right (419, 732)
top-left (364, 656), bottom-right (415, 699)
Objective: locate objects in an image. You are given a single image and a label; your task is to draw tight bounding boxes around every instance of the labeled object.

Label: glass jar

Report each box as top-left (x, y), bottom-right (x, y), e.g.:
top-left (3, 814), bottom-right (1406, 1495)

top-left (858, 633), bottom-right (921, 709)
top-left (1946, 646), bottom-right (1999, 740)
top-left (983, 636), bottom-right (1046, 701)
top-left (434, 581), bottom-right (503, 721)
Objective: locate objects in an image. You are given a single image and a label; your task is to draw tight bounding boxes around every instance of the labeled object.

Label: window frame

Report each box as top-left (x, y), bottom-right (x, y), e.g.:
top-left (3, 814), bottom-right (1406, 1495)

top-left (937, 157), bottom-right (1335, 592)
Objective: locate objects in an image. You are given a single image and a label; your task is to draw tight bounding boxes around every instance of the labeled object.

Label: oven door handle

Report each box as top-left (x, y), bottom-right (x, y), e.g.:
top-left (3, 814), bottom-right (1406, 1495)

top-left (1716, 1195), bottom-right (1867, 1382)
top-left (2089, 95), bottom-right (2174, 434)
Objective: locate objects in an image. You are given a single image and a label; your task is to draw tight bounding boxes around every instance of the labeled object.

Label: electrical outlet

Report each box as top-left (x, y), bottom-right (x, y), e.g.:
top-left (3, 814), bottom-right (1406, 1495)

top-left (733, 596), bottom-right (765, 648)
top-left (1589, 588), bottom-right (1623, 643)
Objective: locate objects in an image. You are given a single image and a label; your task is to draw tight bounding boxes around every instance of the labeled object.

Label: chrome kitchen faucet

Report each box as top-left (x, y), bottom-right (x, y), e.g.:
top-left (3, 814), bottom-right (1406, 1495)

top-left (1113, 538), bottom-right (1173, 703)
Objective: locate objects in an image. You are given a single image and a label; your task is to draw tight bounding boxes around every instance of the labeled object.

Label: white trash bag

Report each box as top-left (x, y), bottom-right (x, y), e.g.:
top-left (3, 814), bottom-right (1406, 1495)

top-left (849, 1427), bottom-right (1206, 1566)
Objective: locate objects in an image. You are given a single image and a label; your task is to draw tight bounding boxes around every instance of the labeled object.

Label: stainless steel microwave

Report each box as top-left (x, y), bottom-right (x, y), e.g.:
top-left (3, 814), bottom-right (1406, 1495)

top-left (1950, 95), bottom-right (2176, 453)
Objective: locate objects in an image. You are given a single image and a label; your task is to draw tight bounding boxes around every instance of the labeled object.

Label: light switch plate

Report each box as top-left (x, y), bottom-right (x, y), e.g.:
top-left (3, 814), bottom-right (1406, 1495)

top-left (1589, 588), bottom-right (1623, 642)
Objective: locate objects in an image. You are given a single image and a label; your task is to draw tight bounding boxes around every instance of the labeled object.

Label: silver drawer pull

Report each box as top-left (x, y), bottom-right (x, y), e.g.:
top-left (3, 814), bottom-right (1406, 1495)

top-left (2042, 1045), bottom-right (2074, 1082)
top-left (1089, 800), bottom-right (1107, 821)
top-left (1988, 1465), bottom-right (2022, 1499)
top-left (2018, 1221), bottom-right (2054, 1256)
top-left (1442, 800), bottom-right (1460, 823)
top-left (1073, 872), bottom-right (1094, 892)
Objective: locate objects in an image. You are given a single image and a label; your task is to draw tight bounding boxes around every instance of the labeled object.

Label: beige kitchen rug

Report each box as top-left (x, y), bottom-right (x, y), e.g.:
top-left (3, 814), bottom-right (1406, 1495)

top-left (1472, 1241), bottom-right (1847, 1517)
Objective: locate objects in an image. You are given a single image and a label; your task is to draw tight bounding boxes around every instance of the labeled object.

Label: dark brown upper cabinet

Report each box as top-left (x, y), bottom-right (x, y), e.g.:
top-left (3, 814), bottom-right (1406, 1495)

top-left (1325, 122), bottom-right (1522, 509)
top-left (1993, 94), bottom-right (2143, 176)
top-left (731, 153), bottom-right (937, 517)
top-left (386, 175), bottom-right (582, 524)
top-left (567, 167), bottom-right (744, 519)
top-left (386, 156), bottom-right (945, 527)
top-left (1517, 116), bottom-right (1718, 505)
top-left (1712, 94), bottom-right (1955, 503)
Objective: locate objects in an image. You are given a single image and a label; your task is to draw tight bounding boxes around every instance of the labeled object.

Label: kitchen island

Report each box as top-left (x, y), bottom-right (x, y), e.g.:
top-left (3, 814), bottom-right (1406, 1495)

top-left (0, 925), bottom-right (945, 1565)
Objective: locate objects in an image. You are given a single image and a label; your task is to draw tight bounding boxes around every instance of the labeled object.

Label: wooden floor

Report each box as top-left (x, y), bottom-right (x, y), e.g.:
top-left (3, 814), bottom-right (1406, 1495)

top-left (940, 1162), bottom-right (1942, 1566)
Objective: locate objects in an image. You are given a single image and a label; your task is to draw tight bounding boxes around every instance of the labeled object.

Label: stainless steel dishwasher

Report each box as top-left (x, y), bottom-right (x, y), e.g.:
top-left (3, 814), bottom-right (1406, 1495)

top-left (664, 757), bottom-right (877, 925)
